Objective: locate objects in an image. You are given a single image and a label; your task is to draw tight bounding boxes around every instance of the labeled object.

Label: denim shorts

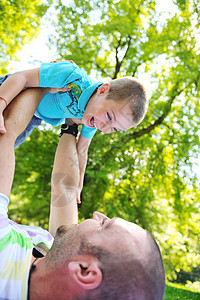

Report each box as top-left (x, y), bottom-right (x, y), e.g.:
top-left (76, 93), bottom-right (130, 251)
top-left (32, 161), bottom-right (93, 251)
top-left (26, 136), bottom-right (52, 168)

top-left (0, 75), bottom-right (42, 149)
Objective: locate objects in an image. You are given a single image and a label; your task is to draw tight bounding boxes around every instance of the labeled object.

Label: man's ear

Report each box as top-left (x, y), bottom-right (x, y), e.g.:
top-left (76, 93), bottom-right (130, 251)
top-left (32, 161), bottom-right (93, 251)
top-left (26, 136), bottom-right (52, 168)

top-left (97, 83), bottom-right (111, 95)
top-left (68, 259), bottom-right (102, 290)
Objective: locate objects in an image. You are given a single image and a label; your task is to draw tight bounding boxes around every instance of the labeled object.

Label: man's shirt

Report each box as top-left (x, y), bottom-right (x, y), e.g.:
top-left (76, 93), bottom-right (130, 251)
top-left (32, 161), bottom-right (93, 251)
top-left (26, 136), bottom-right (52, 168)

top-left (0, 193), bottom-right (53, 300)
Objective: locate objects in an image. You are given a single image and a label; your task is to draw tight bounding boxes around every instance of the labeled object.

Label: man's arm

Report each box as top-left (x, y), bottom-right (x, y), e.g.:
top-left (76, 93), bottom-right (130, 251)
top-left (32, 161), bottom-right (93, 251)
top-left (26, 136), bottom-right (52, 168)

top-left (76, 134), bottom-right (91, 203)
top-left (0, 88), bottom-right (51, 197)
top-left (0, 86), bottom-right (71, 197)
top-left (49, 134), bottom-right (79, 236)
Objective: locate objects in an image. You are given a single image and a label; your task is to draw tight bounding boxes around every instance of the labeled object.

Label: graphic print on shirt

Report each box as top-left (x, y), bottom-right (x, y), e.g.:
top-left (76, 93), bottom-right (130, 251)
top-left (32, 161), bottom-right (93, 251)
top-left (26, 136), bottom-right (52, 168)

top-left (60, 83), bottom-right (82, 117)
top-left (67, 83), bottom-right (82, 99)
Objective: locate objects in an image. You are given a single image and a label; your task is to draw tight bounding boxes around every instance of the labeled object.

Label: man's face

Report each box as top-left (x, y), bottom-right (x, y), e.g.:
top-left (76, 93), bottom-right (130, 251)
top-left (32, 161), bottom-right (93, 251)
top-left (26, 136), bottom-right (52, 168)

top-left (79, 212), bottom-right (149, 254)
top-left (58, 212), bottom-right (149, 258)
top-left (82, 88), bottom-right (134, 134)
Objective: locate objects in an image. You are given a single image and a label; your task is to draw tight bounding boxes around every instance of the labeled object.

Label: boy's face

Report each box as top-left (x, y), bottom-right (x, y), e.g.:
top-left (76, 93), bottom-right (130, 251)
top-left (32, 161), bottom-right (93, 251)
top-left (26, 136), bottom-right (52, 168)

top-left (82, 84), bottom-right (134, 134)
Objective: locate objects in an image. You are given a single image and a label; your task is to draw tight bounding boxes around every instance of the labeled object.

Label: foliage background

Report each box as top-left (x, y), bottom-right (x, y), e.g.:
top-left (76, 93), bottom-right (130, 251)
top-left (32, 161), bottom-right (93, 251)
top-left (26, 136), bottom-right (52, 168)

top-left (1, 0), bottom-right (200, 288)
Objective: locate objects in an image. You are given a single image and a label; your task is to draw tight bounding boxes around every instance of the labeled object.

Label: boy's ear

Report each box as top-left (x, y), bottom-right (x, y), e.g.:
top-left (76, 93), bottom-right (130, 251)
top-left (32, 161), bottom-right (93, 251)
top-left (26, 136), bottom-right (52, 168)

top-left (97, 83), bottom-right (111, 95)
top-left (68, 258), bottom-right (102, 290)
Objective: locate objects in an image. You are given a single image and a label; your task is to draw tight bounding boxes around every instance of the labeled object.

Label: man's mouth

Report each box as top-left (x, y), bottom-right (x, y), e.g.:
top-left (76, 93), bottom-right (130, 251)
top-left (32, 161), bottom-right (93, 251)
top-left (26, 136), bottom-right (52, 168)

top-left (88, 116), bottom-right (96, 128)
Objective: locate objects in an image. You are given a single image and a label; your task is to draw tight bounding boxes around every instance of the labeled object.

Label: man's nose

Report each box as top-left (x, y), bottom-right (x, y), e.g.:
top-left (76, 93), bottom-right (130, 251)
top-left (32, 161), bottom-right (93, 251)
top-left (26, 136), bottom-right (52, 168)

top-left (93, 211), bottom-right (109, 221)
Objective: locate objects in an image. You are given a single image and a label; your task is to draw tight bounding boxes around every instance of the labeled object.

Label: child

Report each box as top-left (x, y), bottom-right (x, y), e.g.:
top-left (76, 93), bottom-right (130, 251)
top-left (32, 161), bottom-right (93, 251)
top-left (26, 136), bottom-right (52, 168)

top-left (0, 61), bottom-right (148, 202)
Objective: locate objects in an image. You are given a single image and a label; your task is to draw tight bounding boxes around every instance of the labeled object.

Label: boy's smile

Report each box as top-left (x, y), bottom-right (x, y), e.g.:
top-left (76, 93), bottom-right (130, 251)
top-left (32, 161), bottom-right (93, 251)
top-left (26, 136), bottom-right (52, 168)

top-left (87, 116), bottom-right (97, 128)
top-left (82, 83), bottom-right (134, 134)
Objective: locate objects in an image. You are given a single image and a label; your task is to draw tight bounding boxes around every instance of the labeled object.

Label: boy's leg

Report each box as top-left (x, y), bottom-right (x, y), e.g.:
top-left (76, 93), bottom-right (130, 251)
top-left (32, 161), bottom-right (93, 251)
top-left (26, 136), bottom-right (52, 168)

top-left (0, 88), bottom-right (46, 197)
top-left (0, 74), bottom-right (11, 85)
top-left (0, 74), bottom-right (42, 148)
top-left (14, 115), bottom-right (42, 149)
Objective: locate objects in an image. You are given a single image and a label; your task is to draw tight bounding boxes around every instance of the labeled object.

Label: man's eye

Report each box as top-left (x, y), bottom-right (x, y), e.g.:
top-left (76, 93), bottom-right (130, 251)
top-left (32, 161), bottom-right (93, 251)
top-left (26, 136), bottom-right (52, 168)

top-left (107, 112), bottom-right (112, 121)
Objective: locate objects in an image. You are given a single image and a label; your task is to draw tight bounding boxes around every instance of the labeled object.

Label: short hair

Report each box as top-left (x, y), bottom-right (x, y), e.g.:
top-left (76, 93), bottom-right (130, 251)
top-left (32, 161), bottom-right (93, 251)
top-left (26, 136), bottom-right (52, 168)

top-left (107, 77), bottom-right (148, 126)
top-left (78, 231), bottom-right (165, 300)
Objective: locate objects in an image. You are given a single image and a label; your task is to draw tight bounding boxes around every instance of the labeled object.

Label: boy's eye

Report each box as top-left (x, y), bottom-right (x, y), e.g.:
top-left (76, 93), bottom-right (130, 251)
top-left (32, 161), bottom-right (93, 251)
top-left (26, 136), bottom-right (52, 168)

top-left (107, 112), bottom-right (112, 121)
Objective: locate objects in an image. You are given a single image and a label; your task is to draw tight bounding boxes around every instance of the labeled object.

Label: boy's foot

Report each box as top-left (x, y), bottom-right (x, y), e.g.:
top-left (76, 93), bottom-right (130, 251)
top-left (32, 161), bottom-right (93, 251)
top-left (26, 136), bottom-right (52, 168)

top-left (0, 115), bottom-right (6, 134)
top-left (0, 129), bottom-right (6, 134)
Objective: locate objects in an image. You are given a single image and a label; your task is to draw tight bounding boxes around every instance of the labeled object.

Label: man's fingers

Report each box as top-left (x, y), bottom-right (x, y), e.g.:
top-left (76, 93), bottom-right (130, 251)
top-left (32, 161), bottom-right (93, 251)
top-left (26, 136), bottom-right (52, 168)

top-left (50, 60), bottom-right (75, 64)
top-left (60, 87), bottom-right (70, 92)
top-left (48, 87), bottom-right (71, 94)
top-left (77, 190), bottom-right (81, 204)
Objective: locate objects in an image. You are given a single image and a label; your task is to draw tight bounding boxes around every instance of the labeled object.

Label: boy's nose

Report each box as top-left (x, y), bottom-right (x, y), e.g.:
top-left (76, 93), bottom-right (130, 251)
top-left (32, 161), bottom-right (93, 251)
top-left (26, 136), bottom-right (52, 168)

top-left (99, 121), bottom-right (111, 133)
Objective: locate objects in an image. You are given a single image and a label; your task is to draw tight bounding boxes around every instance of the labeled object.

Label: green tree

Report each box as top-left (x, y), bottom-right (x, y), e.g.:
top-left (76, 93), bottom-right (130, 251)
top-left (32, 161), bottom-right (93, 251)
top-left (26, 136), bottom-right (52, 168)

top-left (0, 0), bottom-right (50, 73)
top-left (49, 0), bottom-right (200, 281)
top-left (10, 0), bottom-right (200, 284)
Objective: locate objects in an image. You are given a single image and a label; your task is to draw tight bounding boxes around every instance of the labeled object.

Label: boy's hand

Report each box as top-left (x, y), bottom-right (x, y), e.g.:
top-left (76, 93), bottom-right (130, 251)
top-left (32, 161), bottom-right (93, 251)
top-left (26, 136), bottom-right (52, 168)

top-left (0, 113), bottom-right (6, 134)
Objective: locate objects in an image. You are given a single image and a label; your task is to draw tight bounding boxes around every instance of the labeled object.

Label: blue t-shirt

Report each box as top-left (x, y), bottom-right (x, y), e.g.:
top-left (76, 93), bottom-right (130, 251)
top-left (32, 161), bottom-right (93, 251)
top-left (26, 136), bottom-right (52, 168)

top-left (36, 62), bottom-right (103, 139)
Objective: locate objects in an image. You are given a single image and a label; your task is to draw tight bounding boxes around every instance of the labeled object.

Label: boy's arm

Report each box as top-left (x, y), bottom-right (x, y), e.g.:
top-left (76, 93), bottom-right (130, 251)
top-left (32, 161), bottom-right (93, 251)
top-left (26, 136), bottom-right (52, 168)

top-left (0, 59), bottom-right (75, 110)
top-left (76, 134), bottom-right (92, 203)
top-left (49, 134), bottom-right (79, 237)
top-left (0, 69), bottom-right (69, 133)
top-left (0, 69), bottom-right (40, 108)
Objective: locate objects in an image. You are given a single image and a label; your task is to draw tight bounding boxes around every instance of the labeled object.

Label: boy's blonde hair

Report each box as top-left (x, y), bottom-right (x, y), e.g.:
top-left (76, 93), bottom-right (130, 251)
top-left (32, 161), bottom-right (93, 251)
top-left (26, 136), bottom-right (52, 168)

top-left (107, 77), bottom-right (148, 126)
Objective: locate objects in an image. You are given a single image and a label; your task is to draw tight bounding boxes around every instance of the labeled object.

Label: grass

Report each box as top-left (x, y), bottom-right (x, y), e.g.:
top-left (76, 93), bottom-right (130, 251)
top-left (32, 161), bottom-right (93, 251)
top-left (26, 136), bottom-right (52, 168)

top-left (165, 283), bottom-right (200, 299)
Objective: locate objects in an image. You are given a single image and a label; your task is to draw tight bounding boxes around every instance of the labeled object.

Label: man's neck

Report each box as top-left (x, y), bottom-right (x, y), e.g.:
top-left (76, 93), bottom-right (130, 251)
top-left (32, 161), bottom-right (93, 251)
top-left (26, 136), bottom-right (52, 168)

top-left (29, 258), bottom-right (81, 300)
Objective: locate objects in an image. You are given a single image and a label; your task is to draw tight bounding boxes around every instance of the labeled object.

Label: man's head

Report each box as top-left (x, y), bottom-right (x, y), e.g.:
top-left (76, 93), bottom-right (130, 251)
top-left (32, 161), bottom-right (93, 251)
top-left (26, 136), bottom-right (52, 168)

top-left (82, 77), bottom-right (148, 134)
top-left (45, 212), bottom-right (165, 300)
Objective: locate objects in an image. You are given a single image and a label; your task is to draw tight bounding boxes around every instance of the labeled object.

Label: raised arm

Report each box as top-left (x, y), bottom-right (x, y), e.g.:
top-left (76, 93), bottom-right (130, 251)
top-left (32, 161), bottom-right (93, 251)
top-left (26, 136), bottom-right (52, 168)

top-left (49, 134), bottom-right (79, 236)
top-left (0, 88), bottom-right (50, 197)
top-left (76, 134), bottom-right (91, 203)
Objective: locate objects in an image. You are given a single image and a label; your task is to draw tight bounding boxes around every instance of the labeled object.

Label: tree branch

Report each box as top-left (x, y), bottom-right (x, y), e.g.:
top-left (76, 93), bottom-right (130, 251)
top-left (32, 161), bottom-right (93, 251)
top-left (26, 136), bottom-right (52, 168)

top-left (113, 35), bottom-right (132, 79)
top-left (96, 63), bottom-right (110, 77)
top-left (113, 38), bottom-right (122, 79)
top-left (131, 84), bottom-right (185, 139)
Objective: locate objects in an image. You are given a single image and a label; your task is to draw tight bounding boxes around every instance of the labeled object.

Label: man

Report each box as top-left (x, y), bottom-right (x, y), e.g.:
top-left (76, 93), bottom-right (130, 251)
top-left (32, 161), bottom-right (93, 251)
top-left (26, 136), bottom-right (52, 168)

top-left (0, 88), bottom-right (165, 299)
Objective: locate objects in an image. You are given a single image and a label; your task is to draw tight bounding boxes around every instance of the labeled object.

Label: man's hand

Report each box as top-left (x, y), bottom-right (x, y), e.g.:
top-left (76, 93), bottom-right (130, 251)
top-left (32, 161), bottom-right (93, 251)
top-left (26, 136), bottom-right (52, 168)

top-left (76, 188), bottom-right (82, 205)
top-left (50, 59), bottom-right (75, 64)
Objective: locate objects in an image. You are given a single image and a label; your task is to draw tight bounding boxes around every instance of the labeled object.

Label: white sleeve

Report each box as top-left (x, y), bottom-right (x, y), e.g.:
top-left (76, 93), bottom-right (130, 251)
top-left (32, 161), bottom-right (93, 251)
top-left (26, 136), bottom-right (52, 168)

top-left (0, 193), bottom-right (9, 216)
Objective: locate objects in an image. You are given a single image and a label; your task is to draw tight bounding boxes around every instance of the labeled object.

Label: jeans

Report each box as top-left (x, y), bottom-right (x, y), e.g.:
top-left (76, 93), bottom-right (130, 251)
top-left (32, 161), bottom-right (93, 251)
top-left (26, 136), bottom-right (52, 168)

top-left (0, 75), bottom-right (42, 149)
top-left (0, 74), bottom-right (11, 84)
top-left (14, 115), bottom-right (42, 149)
